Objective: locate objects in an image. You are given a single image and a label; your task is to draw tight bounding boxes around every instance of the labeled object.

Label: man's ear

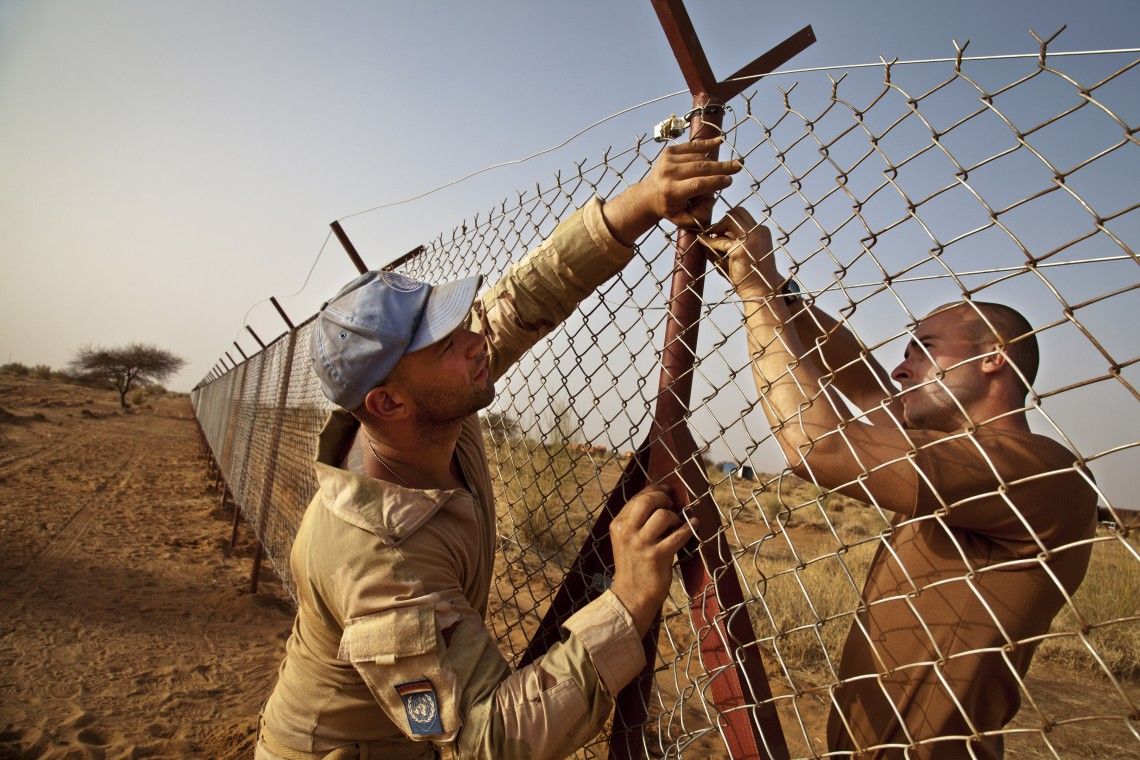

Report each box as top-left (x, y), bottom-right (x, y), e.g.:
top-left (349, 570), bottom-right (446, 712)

top-left (979, 344), bottom-right (1007, 375)
top-left (362, 384), bottom-right (409, 422)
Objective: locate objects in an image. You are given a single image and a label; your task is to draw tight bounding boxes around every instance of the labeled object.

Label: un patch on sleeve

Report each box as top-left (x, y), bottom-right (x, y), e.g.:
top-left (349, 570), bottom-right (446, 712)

top-left (395, 679), bottom-right (444, 736)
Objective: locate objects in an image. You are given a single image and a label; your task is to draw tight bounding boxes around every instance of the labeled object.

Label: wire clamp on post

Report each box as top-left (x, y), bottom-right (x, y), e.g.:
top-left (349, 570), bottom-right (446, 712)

top-left (653, 114), bottom-right (689, 142)
top-left (654, 106), bottom-right (730, 142)
top-left (684, 104), bottom-right (725, 120)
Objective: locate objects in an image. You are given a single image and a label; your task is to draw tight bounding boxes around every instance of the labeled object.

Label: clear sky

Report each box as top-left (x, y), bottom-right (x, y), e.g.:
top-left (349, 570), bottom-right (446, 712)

top-left (1, 1), bottom-right (1137, 501)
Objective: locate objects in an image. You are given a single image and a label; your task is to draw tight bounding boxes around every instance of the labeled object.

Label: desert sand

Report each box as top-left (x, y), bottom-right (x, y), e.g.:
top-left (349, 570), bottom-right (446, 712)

top-left (0, 376), bottom-right (293, 759)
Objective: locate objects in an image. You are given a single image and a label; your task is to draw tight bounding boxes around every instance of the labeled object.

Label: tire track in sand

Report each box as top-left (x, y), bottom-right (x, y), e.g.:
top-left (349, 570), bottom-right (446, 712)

top-left (0, 440), bottom-right (55, 474)
top-left (0, 454), bottom-right (140, 612)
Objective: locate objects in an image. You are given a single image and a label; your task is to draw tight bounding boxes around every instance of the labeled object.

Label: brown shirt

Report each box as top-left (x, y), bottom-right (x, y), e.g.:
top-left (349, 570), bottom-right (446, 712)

top-left (827, 428), bottom-right (1097, 758)
top-left (262, 198), bottom-right (647, 760)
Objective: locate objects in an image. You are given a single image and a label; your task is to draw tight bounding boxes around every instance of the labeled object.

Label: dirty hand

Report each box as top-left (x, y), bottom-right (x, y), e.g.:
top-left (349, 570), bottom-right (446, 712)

top-left (699, 206), bottom-right (777, 297)
top-left (609, 485), bottom-right (695, 637)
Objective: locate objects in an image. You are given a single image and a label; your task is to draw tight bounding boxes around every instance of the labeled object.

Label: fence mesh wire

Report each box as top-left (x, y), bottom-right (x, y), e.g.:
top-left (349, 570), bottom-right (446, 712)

top-left (192, 40), bottom-right (1138, 758)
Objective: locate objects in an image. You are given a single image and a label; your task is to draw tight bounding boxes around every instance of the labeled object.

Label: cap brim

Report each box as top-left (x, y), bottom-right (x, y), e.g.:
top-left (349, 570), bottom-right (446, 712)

top-left (406, 274), bottom-right (483, 353)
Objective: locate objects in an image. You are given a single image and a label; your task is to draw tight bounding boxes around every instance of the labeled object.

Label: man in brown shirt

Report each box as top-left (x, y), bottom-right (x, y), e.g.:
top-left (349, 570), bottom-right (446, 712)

top-left (257, 140), bottom-right (741, 760)
top-left (701, 208), bottom-right (1097, 758)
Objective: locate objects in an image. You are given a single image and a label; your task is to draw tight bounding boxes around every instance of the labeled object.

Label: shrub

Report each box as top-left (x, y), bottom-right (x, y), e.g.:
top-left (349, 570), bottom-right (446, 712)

top-left (756, 492), bottom-right (785, 524)
top-left (129, 382), bottom-right (168, 406)
top-left (67, 371), bottom-right (113, 390)
top-left (0, 362), bottom-right (29, 376)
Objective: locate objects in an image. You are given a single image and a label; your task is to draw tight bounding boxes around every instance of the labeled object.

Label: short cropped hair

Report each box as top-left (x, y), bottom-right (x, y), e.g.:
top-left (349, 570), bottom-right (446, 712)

top-left (964, 302), bottom-right (1039, 396)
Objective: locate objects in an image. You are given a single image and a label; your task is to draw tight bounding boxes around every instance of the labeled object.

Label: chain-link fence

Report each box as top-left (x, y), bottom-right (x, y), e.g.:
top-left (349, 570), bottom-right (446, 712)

top-left (192, 37), bottom-right (1138, 759)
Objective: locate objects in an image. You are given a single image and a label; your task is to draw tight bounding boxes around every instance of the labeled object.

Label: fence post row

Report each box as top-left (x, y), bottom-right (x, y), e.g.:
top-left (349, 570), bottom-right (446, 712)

top-left (222, 358), bottom-right (259, 553)
top-left (520, 3), bottom-right (815, 759)
top-left (249, 301), bottom-right (300, 592)
top-left (227, 352), bottom-right (270, 555)
top-left (249, 219), bottom-right (364, 590)
top-left (216, 361), bottom-right (249, 519)
top-left (249, 331), bottom-right (298, 592)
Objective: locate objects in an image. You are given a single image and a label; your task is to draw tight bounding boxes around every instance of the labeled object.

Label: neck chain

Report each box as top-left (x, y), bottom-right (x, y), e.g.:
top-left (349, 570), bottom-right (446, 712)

top-left (365, 440), bottom-right (412, 488)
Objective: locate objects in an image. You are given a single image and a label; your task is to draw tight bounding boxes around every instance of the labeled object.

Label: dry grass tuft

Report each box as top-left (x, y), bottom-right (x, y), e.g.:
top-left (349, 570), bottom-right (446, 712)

top-left (1035, 532), bottom-right (1140, 680)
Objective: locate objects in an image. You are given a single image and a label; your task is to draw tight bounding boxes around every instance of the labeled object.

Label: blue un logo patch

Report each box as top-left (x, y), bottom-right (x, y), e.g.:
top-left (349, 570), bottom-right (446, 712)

top-left (395, 679), bottom-right (444, 736)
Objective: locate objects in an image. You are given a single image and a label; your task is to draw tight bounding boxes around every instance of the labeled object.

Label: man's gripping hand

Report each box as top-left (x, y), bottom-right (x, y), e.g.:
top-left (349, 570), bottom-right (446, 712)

top-left (700, 206), bottom-right (778, 298)
top-left (601, 138), bottom-right (742, 247)
top-left (609, 485), bottom-right (696, 637)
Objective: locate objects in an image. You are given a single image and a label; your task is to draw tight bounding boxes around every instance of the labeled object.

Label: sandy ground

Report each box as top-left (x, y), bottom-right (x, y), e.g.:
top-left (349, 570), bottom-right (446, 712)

top-left (0, 377), bottom-right (293, 759)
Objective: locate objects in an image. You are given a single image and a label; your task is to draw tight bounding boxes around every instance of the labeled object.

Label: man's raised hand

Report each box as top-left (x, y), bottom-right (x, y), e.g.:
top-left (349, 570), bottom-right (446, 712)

top-left (644, 138), bottom-right (742, 227)
top-left (601, 138), bottom-right (742, 247)
top-left (700, 206), bottom-right (777, 298)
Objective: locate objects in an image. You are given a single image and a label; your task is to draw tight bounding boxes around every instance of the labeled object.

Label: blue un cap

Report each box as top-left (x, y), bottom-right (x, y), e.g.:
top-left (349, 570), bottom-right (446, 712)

top-left (311, 270), bottom-right (483, 410)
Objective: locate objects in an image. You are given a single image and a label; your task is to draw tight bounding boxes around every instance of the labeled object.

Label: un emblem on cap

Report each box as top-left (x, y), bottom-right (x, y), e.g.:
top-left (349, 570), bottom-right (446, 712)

top-left (380, 271), bottom-right (425, 293)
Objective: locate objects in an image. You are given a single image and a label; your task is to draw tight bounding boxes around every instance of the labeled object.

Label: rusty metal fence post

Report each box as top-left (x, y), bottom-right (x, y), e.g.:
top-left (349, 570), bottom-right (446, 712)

top-left (520, 4), bottom-right (815, 758)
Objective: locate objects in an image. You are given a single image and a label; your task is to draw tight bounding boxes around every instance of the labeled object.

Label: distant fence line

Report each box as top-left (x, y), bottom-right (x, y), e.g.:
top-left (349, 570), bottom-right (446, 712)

top-left (192, 36), bottom-right (1138, 760)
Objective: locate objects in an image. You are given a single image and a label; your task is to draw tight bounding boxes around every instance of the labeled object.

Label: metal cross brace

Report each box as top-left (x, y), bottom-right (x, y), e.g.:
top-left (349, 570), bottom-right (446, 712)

top-left (520, 3), bottom-right (814, 759)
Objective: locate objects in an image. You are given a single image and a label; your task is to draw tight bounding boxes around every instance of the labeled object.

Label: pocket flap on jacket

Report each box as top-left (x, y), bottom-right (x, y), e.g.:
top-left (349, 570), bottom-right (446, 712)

top-left (339, 605), bottom-right (436, 664)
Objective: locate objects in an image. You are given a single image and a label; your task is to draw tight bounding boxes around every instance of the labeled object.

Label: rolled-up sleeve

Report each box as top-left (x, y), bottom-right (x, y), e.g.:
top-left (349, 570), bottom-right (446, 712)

top-left (560, 590), bottom-right (645, 696)
top-left (466, 197), bottom-right (634, 382)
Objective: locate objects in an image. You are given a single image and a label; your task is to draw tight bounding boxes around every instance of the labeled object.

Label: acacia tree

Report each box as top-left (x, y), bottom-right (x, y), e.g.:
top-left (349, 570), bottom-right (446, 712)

top-left (70, 343), bottom-right (186, 409)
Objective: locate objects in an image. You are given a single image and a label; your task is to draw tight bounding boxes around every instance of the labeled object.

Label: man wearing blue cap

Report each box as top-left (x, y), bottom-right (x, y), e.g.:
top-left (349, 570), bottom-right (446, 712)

top-left (258, 139), bottom-right (741, 760)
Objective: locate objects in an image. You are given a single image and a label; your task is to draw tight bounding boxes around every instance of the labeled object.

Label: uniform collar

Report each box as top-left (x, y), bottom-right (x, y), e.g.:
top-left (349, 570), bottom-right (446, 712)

top-left (313, 409), bottom-right (472, 546)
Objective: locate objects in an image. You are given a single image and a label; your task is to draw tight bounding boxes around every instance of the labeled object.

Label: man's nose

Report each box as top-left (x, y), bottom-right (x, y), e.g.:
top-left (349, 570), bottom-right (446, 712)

top-left (891, 361), bottom-right (909, 384)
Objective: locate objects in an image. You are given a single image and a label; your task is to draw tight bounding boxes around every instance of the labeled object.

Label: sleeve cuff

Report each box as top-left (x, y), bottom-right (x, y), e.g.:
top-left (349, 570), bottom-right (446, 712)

top-left (581, 196), bottom-right (637, 269)
top-left (561, 589), bottom-right (646, 697)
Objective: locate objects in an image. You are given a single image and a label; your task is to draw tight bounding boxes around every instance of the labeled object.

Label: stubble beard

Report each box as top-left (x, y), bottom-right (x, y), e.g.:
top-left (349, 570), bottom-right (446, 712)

top-left (901, 376), bottom-right (979, 433)
top-left (412, 378), bottom-right (496, 432)
top-left (902, 396), bottom-right (951, 431)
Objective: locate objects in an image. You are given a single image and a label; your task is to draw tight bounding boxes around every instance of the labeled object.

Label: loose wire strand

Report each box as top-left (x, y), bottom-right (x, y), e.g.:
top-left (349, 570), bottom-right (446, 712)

top-left (337, 47), bottom-right (1140, 225)
top-left (228, 46), bottom-right (1139, 357)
